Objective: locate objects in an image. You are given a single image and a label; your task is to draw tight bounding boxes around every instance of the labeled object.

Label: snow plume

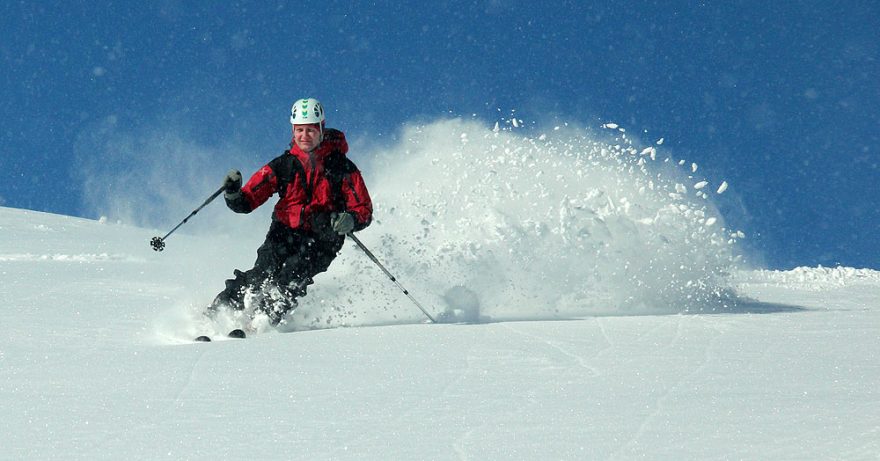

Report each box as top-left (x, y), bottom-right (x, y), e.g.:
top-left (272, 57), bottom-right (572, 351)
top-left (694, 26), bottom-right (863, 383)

top-left (293, 118), bottom-right (746, 328)
top-left (72, 115), bottom-right (271, 238)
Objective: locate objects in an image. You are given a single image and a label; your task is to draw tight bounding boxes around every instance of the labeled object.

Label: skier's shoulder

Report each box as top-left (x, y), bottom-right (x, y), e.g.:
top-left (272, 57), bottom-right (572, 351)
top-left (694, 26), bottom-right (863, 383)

top-left (321, 129), bottom-right (360, 173)
top-left (323, 127), bottom-right (345, 143)
top-left (323, 128), bottom-right (349, 156)
top-left (264, 149), bottom-right (302, 183)
top-left (264, 150), bottom-right (286, 171)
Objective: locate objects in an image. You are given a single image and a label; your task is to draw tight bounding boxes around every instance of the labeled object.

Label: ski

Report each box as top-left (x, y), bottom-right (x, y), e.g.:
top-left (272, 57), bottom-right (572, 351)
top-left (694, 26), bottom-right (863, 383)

top-left (193, 329), bottom-right (247, 342)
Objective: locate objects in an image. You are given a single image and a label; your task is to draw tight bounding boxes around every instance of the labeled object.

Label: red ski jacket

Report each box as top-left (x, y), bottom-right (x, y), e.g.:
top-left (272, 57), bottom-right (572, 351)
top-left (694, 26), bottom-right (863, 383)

top-left (227, 129), bottom-right (372, 235)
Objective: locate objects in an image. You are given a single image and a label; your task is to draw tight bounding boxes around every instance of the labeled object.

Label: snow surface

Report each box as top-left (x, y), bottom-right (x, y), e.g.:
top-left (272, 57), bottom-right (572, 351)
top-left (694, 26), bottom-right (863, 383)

top-left (2, 120), bottom-right (879, 459)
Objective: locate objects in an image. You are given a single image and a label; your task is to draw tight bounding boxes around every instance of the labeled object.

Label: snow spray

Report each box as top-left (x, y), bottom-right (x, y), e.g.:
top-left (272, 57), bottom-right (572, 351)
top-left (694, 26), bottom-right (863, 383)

top-left (290, 118), bottom-right (744, 328)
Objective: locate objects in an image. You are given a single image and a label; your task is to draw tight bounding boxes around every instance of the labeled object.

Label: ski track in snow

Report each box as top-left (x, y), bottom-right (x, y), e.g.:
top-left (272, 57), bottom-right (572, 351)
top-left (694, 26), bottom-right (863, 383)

top-left (501, 322), bottom-right (604, 377)
top-left (0, 253), bottom-right (143, 263)
top-left (444, 336), bottom-right (554, 461)
top-left (446, 354), bottom-right (481, 461)
top-left (615, 316), bottom-right (722, 458)
top-left (595, 316), bottom-right (615, 349)
top-left (73, 349), bottom-right (211, 458)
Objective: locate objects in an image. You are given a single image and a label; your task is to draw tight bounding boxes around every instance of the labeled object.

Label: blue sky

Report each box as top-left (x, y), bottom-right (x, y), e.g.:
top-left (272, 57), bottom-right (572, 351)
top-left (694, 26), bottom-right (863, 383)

top-left (1, 1), bottom-right (877, 269)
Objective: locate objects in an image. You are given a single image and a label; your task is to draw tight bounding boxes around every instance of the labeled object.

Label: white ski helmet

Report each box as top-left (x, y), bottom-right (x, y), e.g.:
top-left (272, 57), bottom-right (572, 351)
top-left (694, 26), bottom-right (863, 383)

top-left (290, 98), bottom-right (325, 126)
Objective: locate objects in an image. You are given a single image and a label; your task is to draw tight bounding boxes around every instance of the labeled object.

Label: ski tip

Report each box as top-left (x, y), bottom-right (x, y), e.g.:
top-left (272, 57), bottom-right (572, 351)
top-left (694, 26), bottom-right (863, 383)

top-left (227, 329), bottom-right (246, 339)
top-left (194, 335), bottom-right (212, 342)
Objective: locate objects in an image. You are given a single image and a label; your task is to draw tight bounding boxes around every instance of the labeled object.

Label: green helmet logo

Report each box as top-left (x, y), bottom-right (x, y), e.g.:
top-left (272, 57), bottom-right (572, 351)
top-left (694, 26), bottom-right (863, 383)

top-left (290, 98), bottom-right (325, 125)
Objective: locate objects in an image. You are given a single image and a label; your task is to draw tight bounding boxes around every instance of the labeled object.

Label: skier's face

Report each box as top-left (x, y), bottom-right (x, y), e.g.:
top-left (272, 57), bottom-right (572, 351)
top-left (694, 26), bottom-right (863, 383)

top-left (293, 124), bottom-right (322, 152)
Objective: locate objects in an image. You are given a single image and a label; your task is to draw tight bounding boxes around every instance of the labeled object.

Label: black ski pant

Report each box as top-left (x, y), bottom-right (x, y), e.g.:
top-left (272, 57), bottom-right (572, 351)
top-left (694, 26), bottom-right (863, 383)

top-left (210, 221), bottom-right (344, 324)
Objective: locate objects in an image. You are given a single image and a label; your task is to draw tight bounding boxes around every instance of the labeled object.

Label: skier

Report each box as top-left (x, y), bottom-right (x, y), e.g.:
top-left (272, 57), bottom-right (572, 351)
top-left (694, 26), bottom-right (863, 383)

top-left (208, 98), bottom-right (373, 326)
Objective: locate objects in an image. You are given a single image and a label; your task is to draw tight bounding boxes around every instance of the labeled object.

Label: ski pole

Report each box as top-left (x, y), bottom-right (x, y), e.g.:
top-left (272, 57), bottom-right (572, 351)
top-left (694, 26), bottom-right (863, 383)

top-left (150, 184), bottom-right (226, 252)
top-left (346, 232), bottom-right (437, 323)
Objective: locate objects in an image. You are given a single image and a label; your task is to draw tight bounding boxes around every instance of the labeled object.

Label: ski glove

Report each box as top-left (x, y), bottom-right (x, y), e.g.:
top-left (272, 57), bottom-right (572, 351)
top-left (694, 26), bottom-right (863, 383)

top-left (330, 212), bottom-right (355, 235)
top-left (223, 169), bottom-right (242, 194)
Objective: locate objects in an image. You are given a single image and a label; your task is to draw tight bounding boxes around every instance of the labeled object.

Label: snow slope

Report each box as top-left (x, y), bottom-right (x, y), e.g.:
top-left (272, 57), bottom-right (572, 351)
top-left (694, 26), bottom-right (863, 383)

top-left (2, 120), bottom-right (878, 459)
top-left (1, 206), bottom-right (878, 460)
